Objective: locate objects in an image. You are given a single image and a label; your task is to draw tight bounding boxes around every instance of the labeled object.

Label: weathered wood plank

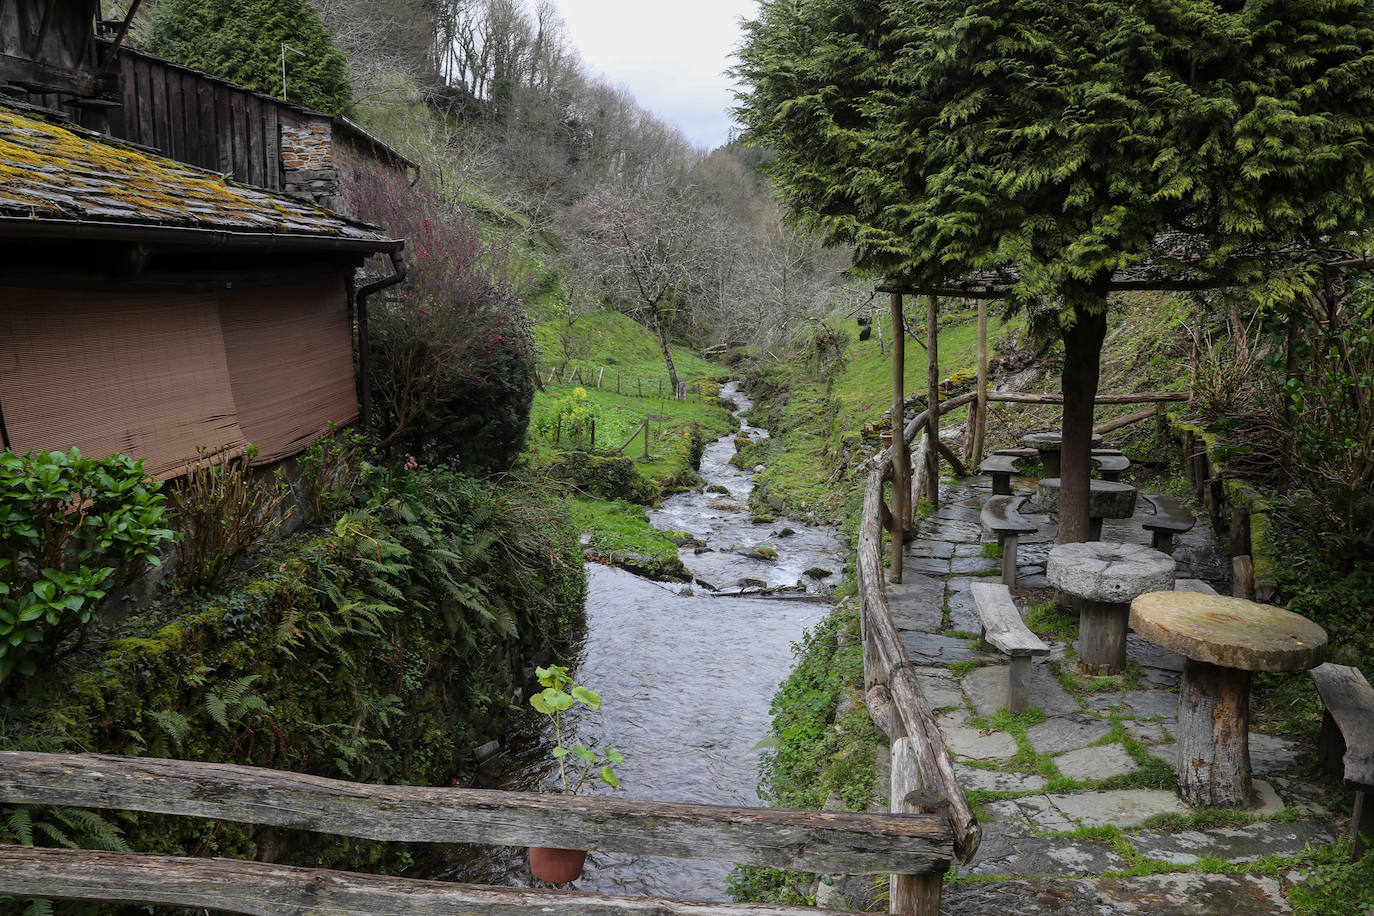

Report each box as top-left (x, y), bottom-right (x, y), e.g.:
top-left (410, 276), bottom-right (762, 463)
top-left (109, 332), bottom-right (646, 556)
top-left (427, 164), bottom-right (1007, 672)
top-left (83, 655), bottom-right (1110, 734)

top-left (1093, 405), bottom-right (1156, 435)
top-left (971, 582), bottom-right (1048, 657)
top-left (1311, 663), bottom-right (1374, 790)
top-left (246, 93), bottom-right (264, 187)
top-left (0, 845), bottom-right (860, 916)
top-left (890, 739), bottom-right (942, 916)
top-left (0, 753), bottom-right (950, 875)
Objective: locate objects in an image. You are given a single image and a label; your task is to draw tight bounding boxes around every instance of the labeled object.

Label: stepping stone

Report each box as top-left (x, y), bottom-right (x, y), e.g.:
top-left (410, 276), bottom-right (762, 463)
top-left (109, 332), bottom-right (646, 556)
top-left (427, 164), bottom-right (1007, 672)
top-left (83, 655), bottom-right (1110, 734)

top-left (955, 764), bottom-right (1048, 793)
top-left (1027, 714), bottom-right (1114, 754)
top-left (945, 587), bottom-right (981, 635)
top-left (920, 519), bottom-right (983, 543)
top-left (951, 555), bottom-right (1002, 574)
top-left (1049, 789), bottom-right (1189, 828)
top-left (1127, 632), bottom-right (1186, 672)
top-left (1055, 743), bottom-right (1140, 782)
top-left (964, 662), bottom-right (1078, 718)
top-left (910, 540), bottom-right (956, 559)
top-left (901, 631), bottom-right (989, 666)
top-left (1251, 778), bottom-right (1285, 815)
top-left (938, 709), bottom-right (1019, 760)
top-left (953, 542), bottom-right (990, 557)
top-left (1084, 689), bottom-right (1179, 720)
top-left (1269, 777), bottom-right (1329, 816)
top-left (1019, 573), bottom-right (1050, 588)
top-left (963, 834), bottom-right (1126, 877)
top-left (906, 556), bottom-right (951, 576)
top-left (1249, 732), bottom-right (1301, 775)
top-left (943, 873), bottom-right (1291, 915)
top-left (1124, 720), bottom-right (1171, 744)
top-left (914, 670), bottom-right (965, 711)
top-left (887, 575), bottom-right (944, 632)
top-left (1128, 819), bottom-right (1338, 866)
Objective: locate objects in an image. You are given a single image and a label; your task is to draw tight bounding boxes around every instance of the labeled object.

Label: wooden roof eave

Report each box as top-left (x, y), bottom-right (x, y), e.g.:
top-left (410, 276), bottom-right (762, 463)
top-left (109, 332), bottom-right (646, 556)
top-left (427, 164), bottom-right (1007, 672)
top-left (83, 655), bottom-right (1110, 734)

top-left (0, 215), bottom-right (404, 256)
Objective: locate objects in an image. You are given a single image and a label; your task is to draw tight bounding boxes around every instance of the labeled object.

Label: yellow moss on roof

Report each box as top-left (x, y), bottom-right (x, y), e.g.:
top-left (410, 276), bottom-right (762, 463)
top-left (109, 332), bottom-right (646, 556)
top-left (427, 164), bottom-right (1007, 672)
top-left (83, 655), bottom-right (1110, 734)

top-left (0, 106), bottom-right (389, 242)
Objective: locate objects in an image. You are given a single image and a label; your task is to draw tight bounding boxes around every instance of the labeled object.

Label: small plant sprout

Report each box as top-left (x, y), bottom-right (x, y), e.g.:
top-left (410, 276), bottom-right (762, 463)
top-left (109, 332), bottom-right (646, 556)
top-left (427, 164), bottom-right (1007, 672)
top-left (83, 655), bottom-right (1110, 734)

top-left (529, 664), bottom-right (623, 794)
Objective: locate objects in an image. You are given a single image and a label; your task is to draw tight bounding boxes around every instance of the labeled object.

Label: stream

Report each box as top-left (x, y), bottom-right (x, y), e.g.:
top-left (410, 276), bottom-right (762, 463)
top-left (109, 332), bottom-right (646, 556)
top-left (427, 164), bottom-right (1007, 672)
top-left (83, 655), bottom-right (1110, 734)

top-left (434, 381), bottom-right (846, 900)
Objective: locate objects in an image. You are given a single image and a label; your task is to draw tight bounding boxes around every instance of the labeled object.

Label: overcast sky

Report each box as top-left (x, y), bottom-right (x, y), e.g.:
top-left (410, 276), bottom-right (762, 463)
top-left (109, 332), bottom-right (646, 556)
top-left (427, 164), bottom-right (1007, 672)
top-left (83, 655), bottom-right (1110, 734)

top-left (557, 0), bottom-right (759, 151)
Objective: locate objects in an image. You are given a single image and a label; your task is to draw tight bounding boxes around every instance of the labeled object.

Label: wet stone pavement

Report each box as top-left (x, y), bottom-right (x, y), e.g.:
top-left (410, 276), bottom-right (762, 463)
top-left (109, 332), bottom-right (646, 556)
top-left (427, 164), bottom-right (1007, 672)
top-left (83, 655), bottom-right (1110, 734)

top-left (860, 474), bottom-right (1346, 915)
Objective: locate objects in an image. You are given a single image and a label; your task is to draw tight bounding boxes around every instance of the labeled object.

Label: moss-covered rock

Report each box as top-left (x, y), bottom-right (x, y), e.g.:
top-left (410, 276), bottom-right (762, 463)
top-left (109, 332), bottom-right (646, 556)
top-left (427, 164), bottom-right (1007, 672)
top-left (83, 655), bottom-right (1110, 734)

top-left (546, 451), bottom-right (661, 505)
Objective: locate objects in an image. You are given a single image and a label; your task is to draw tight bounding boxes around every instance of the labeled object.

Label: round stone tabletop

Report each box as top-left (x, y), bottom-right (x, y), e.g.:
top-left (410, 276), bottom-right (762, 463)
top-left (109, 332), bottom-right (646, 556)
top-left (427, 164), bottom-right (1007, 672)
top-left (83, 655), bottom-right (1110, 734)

top-left (1047, 541), bottom-right (1177, 604)
top-left (1021, 431), bottom-right (1103, 452)
top-left (1037, 478), bottom-right (1138, 518)
top-left (1130, 591), bottom-right (1327, 672)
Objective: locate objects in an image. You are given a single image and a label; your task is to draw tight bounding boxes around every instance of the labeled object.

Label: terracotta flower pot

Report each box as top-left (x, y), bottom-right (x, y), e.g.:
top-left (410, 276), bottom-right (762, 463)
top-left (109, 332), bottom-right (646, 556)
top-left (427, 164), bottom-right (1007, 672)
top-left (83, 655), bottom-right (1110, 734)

top-left (880, 430), bottom-right (894, 447)
top-left (529, 845), bottom-right (587, 883)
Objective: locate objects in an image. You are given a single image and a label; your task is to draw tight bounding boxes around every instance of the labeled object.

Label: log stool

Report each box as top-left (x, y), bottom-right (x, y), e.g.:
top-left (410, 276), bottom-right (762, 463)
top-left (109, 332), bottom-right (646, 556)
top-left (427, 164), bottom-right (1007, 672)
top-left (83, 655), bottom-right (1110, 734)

top-left (1036, 477), bottom-right (1137, 540)
top-left (1047, 542), bottom-right (1175, 676)
top-left (1131, 591), bottom-right (1327, 807)
top-left (1020, 431), bottom-right (1102, 477)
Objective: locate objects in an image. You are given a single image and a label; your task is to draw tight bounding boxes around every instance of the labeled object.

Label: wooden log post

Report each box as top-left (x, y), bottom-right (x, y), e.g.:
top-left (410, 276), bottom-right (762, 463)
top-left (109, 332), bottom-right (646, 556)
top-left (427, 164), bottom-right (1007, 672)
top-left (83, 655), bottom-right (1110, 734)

top-left (1230, 506), bottom-right (1254, 600)
top-left (971, 299), bottom-right (988, 466)
top-left (1177, 659), bottom-right (1251, 807)
top-left (890, 738), bottom-right (944, 916)
top-left (891, 292), bottom-right (910, 583)
top-left (1154, 401), bottom-right (1165, 441)
top-left (1078, 600), bottom-right (1130, 676)
top-left (925, 295), bottom-right (940, 505)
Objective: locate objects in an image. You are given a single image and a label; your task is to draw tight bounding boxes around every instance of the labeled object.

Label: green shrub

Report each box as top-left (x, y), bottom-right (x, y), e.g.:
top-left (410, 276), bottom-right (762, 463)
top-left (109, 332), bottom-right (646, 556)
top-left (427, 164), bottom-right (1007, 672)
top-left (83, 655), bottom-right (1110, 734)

top-left (0, 449), bottom-right (173, 684)
top-left (546, 451), bottom-right (661, 505)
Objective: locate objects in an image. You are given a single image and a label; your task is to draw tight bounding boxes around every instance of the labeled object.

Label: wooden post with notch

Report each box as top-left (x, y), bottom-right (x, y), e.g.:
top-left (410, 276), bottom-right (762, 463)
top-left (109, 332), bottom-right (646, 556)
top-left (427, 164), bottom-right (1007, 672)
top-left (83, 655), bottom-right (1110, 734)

top-left (890, 737), bottom-right (943, 916)
top-left (891, 291), bottom-right (909, 582)
top-left (970, 299), bottom-right (988, 465)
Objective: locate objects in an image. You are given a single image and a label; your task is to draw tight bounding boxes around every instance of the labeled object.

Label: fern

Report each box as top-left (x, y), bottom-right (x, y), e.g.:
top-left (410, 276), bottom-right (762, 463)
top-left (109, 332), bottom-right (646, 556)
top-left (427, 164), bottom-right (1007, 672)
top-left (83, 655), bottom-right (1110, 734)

top-left (6, 807), bottom-right (33, 845)
top-left (204, 674), bottom-right (270, 731)
top-left (147, 709), bottom-right (191, 752)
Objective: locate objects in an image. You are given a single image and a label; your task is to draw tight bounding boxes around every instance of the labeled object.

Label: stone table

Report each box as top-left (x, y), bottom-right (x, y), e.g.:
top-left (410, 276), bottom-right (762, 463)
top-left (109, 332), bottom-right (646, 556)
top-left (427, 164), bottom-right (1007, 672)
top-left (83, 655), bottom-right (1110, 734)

top-left (1047, 542), bottom-right (1176, 676)
top-left (1130, 591), bottom-right (1327, 808)
top-left (1020, 431), bottom-right (1103, 477)
top-left (1037, 478), bottom-right (1137, 540)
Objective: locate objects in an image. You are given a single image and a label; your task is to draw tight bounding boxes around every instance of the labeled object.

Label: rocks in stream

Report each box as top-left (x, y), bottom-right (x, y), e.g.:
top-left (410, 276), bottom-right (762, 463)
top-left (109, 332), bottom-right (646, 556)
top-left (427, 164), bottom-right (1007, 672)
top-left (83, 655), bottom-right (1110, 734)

top-left (745, 545), bottom-right (779, 561)
top-left (804, 567), bottom-right (833, 579)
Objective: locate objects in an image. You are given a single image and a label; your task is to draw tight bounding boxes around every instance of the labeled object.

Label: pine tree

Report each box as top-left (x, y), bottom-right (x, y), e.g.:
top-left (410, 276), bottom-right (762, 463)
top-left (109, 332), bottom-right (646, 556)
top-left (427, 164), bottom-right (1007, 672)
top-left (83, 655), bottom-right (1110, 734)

top-left (736, 0), bottom-right (1374, 541)
top-left (146, 0), bottom-right (351, 115)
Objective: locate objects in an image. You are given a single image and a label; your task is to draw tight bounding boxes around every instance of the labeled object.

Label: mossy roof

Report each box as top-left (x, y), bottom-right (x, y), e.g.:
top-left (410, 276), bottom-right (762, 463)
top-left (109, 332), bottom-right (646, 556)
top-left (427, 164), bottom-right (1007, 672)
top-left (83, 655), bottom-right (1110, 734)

top-left (0, 104), bottom-right (396, 249)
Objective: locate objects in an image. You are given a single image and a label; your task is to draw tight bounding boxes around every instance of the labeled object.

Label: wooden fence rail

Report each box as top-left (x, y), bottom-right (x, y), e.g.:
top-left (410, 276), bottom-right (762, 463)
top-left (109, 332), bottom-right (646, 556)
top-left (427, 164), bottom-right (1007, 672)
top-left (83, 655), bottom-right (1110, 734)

top-left (0, 751), bottom-right (954, 915)
top-left (0, 845), bottom-right (855, 916)
top-left (855, 394), bottom-right (984, 916)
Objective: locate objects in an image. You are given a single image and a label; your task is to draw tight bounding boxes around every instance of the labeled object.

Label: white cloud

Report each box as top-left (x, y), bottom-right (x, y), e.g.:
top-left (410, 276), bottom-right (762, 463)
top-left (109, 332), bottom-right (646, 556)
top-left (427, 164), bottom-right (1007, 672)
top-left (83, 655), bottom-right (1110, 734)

top-left (557, 0), bottom-right (757, 150)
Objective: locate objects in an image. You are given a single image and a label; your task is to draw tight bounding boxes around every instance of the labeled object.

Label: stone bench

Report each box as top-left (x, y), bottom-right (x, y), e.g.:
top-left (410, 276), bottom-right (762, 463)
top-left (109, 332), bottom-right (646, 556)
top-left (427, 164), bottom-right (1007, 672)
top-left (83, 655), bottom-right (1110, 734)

top-left (979, 454), bottom-right (1022, 496)
top-left (971, 581), bottom-right (1050, 712)
top-left (980, 494), bottom-right (1038, 586)
top-left (1037, 477), bottom-right (1137, 540)
top-left (1142, 493), bottom-right (1195, 554)
top-left (1091, 454), bottom-right (1130, 481)
top-left (1021, 431), bottom-right (1102, 477)
top-left (1312, 662), bottom-right (1374, 860)
top-left (1048, 541), bottom-right (1175, 675)
top-left (992, 447), bottom-right (1038, 460)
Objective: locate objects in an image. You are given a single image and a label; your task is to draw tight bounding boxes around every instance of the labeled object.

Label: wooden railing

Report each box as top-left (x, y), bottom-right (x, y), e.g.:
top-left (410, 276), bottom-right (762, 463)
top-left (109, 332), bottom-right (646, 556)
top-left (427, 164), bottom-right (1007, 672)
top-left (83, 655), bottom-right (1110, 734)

top-left (0, 751), bottom-right (954, 914)
top-left (858, 395), bottom-right (982, 916)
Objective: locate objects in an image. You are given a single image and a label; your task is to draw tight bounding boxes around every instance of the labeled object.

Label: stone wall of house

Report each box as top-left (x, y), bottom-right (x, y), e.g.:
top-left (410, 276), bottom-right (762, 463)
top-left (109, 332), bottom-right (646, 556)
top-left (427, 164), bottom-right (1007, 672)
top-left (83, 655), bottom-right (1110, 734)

top-left (280, 114), bottom-right (344, 212)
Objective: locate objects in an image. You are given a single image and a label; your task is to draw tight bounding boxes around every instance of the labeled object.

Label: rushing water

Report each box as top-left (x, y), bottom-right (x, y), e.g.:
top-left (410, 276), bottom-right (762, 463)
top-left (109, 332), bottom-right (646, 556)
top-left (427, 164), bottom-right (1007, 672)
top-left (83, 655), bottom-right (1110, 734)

top-left (432, 382), bottom-right (846, 900)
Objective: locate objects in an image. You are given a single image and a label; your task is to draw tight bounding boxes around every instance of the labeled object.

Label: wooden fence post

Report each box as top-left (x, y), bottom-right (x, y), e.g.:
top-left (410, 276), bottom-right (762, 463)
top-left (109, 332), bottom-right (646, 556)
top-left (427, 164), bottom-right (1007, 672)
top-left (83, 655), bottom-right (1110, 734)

top-left (924, 295), bottom-right (940, 506)
top-left (890, 738), bottom-right (943, 916)
top-left (968, 299), bottom-right (988, 466)
top-left (891, 291), bottom-right (909, 583)
top-left (643, 419), bottom-right (651, 459)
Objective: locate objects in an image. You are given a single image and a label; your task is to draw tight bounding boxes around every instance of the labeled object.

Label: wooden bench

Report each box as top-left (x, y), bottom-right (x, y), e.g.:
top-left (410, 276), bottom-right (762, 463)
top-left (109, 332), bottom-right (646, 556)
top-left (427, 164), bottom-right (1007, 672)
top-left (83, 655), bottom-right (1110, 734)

top-left (1312, 662), bottom-right (1374, 860)
top-left (971, 582), bottom-right (1050, 712)
top-left (1091, 454), bottom-right (1130, 481)
top-left (1142, 493), bottom-right (1195, 554)
top-left (979, 454), bottom-right (1022, 496)
top-left (981, 494), bottom-right (1038, 585)
top-left (992, 447), bottom-right (1037, 460)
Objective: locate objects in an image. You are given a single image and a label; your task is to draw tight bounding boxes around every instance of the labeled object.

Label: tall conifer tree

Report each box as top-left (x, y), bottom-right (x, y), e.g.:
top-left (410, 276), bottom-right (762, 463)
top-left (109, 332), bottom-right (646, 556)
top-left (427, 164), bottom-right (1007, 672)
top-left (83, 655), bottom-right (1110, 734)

top-left (147, 0), bottom-right (351, 115)
top-left (737, 0), bottom-right (1374, 541)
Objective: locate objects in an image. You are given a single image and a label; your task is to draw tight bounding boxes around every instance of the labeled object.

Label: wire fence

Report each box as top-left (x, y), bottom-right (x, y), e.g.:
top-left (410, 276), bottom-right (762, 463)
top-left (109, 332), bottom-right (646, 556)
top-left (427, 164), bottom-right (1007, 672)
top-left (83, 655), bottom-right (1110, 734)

top-left (536, 364), bottom-right (715, 402)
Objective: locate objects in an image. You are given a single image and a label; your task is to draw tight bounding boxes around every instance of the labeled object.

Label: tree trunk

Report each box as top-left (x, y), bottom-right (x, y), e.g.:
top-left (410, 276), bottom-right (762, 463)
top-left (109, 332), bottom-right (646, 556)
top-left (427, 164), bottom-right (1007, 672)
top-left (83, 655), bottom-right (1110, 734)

top-left (1177, 659), bottom-right (1251, 807)
top-left (646, 304), bottom-right (681, 393)
top-left (1058, 306), bottom-right (1108, 544)
top-left (925, 295), bottom-right (940, 505)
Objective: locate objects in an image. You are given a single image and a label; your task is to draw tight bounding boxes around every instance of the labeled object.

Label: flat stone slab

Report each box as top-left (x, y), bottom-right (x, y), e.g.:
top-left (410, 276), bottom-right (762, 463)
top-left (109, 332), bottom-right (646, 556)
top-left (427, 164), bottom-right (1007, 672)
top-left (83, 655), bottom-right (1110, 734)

top-left (983, 796), bottom-right (1076, 832)
top-left (944, 874), bottom-right (1291, 915)
top-left (919, 519), bottom-right (982, 543)
top-left (1124, 719), bottom-right (1172, 744)
top-left (887, 575), bottom-right (944, 632)
top-left (901, 631), bottom-right (990, 666)
top-left (1129, 819), bottom-right (1338, 866)
top-left (909, 539), bottom-right (955, 559)
top-left (905, 555), bottom-right (951, 576)
top-left (964, 662), bottom-right (1079, 718)
top-left (938, 709), bottom-right (1019, 760)
top-left (1048, 541), bottom-right (1176, 603)
top-left (945, 586), bottom-right (981, 635)
top-left (955, 763), bottom-right (1049, 792)
top-left (1249, 732), bottom-right (1302, 775)
top-left (1085, 689), bottom-right (1180, 720)
top-left (1027, 714), bottom-right (1115, 754)
top-left (964, 834), bottom-right (1126, 877)
top-left (1128, 632), bottom-right (1187, 671)
top-left (950, 555), bottom-right (1002, 575)
top-left (1055, 743), bottom-right (1140, 782)
top-left (1050, 789), bottom-right (1190, 827)
top-left (913, 670), bottom-right (965, 711)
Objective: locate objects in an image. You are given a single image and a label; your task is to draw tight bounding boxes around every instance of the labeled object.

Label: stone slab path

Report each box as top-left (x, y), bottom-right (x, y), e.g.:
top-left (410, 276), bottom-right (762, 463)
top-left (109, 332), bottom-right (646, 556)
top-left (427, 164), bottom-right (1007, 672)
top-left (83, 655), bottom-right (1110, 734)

top-left (883, 474), bottom-right (1345, 915)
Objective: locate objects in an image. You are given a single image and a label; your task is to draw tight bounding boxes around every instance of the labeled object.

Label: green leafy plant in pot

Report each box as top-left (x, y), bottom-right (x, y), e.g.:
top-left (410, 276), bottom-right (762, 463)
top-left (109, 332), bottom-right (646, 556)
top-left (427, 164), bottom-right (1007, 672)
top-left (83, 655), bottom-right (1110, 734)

top-left (527, 664), bottom-right (624, 883)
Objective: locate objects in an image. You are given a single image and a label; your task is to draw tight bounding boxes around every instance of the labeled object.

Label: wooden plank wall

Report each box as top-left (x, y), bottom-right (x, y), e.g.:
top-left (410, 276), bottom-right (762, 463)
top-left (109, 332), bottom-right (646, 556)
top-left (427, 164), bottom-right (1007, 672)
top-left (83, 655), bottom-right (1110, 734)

top-left (115, 52), bottom-right (281, 189)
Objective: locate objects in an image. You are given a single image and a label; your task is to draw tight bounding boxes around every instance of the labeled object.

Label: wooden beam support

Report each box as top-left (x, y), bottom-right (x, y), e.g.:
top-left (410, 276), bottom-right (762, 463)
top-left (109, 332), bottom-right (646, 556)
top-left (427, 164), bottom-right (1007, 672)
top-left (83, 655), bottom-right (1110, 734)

top-left (0, 845), bottom-right (861, 916)
top-left (0, 753), bottom-right (950, 876)
top-left (891, 739), bottom-right (943, 916)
